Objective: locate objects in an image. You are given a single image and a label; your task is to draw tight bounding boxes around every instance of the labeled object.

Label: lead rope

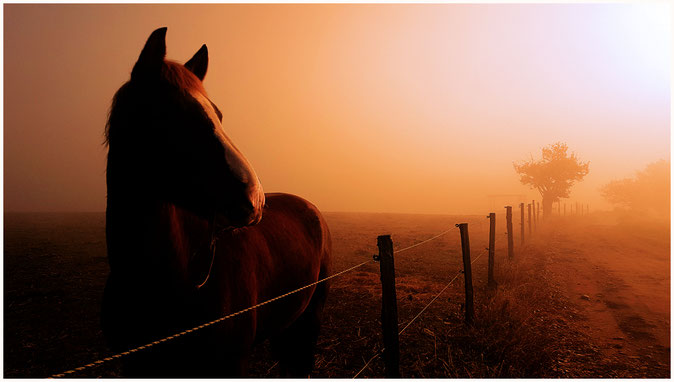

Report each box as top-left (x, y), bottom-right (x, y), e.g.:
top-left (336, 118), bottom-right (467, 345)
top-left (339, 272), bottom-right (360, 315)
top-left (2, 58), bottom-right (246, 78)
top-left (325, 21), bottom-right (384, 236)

top-left (193, 213), bottom-right (218, 289)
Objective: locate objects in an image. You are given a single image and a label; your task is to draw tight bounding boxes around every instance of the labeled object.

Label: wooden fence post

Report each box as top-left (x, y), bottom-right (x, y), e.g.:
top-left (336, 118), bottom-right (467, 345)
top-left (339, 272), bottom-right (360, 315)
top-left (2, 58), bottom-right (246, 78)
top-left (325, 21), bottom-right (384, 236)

top-left (527, 203), bottom-right (532, 235)
top-left (456, 223), bottom-right (474, 325)
top-left (505, 206), bottom-right (514, 259)
top-left (537, 201), bottom-right (541, 221)
top-left (377, 235), bottom-right (400, 377)
top-left (487, 213), bottom-right (497, 289)
top-left (531, 199), bottom-right (536, 230)
top-left (520, 203), bottom-right (525, 245)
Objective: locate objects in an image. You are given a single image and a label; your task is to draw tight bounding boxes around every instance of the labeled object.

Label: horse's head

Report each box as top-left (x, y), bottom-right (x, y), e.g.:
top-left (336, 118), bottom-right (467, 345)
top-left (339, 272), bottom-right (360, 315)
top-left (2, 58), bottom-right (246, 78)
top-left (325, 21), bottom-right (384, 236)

top-left (106, 27), bottom-right (264, 228)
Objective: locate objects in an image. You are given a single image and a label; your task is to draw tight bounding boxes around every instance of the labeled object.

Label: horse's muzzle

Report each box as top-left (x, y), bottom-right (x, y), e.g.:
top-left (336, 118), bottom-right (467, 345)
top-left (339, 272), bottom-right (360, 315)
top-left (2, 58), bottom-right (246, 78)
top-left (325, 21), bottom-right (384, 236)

top-left (216, 189), bottom-right (264, 229)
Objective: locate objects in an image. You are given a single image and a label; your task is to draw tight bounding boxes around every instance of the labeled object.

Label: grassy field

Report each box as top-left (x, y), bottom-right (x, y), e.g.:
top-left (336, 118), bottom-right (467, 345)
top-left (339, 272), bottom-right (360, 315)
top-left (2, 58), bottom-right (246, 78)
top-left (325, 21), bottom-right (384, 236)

top-left (4, 211), bottom-right (670, 377)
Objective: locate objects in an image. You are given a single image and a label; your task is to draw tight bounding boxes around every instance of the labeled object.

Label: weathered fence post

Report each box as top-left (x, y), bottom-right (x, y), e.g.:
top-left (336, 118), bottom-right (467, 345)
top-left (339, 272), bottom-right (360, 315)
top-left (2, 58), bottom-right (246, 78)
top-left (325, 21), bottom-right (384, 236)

top-left (537, 201), bottom-right (541, 221)
top-left (456, 223), bottom-right (474, 326)
top-left (505, 206), bottom-right (514, 259)
top-left (520, 203), bottom-right (525, 245)
top-left (532, 199), bottom-right (536, 230)
top-left (487, 213), bottom-right (497, 289)
top-left (527, 203), bottom-right (532, 235)
top-left (377, 235), bottom-right (400, 377)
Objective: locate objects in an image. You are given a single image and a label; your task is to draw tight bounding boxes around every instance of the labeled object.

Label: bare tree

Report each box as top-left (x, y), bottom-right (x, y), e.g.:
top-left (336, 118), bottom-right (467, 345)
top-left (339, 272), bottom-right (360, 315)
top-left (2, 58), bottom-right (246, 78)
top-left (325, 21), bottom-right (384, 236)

top-left (513, 142), bottom-right (589, 217)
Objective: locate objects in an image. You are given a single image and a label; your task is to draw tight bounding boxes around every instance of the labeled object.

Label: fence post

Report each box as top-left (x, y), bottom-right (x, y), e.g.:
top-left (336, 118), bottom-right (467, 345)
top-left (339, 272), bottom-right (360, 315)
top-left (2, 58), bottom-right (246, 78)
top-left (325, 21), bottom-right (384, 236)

top-left (487, 213), bottom-right (497, 289)
top-left (505, 206), bottom-right (514, 259)
top-left (532, 199), bottom-right (536, 230)
top-left (377, 235), bottom-right (400, 377)
top-left (456, 223), bottom-right (474, 326)
top-left (520, 203), bottom-right (525, 245)
top-left (527, 203), bottom-right (532, 235)
top-left (537, 201), bottom-right (541, 221)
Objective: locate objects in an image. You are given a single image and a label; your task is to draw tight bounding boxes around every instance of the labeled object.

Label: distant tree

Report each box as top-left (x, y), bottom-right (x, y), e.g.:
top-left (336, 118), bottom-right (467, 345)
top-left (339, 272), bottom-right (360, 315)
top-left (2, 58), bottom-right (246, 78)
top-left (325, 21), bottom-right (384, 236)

top-left (513, 142), bottom-right (589, 217)
top-left (600, 160), bottom-right (670, 217)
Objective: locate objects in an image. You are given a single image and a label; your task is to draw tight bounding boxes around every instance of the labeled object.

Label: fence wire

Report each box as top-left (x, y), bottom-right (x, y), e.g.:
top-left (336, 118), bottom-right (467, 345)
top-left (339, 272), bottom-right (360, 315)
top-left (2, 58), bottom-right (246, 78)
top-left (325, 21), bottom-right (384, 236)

top-left (393, 227), bottom-right (453, 254)
top-left (353, 250), bottom-right (487, 378)
top-left (50, 226), bottom-right (455, 378)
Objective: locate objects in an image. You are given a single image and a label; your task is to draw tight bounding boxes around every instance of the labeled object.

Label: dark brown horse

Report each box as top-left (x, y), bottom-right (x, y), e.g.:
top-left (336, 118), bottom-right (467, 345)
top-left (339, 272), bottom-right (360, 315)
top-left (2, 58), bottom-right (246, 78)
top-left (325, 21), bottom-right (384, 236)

top-left (101, 27), bottom-right (331, 377)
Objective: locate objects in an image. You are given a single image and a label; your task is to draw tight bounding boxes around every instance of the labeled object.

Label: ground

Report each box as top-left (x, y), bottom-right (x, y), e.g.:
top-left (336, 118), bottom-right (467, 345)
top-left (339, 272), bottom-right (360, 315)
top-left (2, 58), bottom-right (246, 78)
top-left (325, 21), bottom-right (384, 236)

top-left (3, 211), bottom-right (670, 377)
top-left (530, 214), bottom-right (670, 377)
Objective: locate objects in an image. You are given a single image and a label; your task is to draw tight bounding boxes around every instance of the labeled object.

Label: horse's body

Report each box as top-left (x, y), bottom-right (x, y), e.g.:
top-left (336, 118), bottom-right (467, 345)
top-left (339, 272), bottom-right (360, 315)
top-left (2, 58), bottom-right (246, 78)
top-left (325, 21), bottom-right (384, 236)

top-left (101, 28), bottom-right (331, 377)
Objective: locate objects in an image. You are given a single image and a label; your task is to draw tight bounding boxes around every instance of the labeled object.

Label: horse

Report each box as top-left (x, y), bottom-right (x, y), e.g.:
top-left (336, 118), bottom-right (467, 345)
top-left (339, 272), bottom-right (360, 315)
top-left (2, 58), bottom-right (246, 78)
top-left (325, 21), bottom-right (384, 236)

top-left (101, 27), bottom-right (331, 377)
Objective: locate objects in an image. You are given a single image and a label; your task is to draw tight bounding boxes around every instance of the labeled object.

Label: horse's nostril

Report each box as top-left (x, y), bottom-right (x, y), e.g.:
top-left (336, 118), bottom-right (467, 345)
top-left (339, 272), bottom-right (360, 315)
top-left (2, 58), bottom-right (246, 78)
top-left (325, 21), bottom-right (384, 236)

top-left (242, 197), bottom-right (255, 213)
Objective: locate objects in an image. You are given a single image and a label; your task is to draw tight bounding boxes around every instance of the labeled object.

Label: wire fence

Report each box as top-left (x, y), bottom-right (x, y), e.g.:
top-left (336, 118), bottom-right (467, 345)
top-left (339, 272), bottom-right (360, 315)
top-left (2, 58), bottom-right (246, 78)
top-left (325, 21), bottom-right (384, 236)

top-left (50, 226), bottom-right (458, 378)
top-left (352, 250), bottom-right (487, 378)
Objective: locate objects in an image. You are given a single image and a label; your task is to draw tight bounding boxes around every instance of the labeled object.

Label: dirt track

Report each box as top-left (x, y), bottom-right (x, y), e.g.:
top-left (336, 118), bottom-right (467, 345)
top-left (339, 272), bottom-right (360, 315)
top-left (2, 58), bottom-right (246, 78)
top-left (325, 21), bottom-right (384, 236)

top-left (525, 215), bottom-right (670, 377)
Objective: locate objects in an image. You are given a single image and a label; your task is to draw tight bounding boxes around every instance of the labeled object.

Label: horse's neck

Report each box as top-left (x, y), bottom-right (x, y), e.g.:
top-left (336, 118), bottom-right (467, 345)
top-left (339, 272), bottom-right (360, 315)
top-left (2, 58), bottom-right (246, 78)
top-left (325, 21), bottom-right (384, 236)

top-left (105, 194), bottom-right (212, 287)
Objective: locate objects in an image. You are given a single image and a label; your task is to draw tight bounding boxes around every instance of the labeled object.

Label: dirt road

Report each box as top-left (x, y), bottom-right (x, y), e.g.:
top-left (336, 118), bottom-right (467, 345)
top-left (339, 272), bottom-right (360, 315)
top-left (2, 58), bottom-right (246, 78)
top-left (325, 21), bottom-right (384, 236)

top-left (527, 215), bottom-right (670, 377)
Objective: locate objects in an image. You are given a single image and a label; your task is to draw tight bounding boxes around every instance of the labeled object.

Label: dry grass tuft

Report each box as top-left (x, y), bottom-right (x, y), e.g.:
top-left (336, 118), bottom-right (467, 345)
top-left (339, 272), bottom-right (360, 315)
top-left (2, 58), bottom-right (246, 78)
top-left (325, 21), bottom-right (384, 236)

top-left (461, 257), bottom-right (562, 377)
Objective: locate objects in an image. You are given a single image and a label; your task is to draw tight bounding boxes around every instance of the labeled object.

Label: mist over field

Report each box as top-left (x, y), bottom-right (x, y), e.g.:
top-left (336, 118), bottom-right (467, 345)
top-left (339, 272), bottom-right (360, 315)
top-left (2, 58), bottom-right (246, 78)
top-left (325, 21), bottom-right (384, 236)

top-left (3, 3), bottom-right (670, 215)
top-left (3, 2), bottom-right (670, 379)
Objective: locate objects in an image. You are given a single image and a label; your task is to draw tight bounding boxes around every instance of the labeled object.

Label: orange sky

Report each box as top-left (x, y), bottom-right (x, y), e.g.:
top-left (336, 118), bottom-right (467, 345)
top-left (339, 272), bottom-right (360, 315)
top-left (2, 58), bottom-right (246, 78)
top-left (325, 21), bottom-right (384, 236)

top-left (3, 3), bottom-right (671, 214)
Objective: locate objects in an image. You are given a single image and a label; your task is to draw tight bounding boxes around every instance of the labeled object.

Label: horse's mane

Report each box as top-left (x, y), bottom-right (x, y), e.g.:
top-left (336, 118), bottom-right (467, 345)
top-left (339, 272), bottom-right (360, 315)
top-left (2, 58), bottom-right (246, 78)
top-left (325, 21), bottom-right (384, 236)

top-left (104, 60), bottom-right (206, 146)
top-left (161, 60), bottom-right (207, 95)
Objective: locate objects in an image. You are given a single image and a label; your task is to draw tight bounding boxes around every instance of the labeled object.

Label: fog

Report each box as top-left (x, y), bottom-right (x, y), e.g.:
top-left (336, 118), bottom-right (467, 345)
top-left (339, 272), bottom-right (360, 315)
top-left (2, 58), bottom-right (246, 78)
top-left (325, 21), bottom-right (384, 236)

top-left (4, 4), bottom-right (670, 214)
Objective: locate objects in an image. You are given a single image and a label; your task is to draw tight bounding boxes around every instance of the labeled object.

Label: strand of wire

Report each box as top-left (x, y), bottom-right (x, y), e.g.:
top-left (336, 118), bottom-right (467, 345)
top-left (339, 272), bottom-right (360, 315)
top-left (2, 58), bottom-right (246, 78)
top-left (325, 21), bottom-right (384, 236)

top-left (51, 227), bottom-right (455, 378)
top-left (352, 227), bottom-right (457, 379)
top-left (393, 227), bottom-right (453, 254)
top-left (398, 251), bottom-right (485, 336)
top-left (353, 250), bottom-right (487, 378)
top-left (50, 258), bottom-right (373, 378)
top-left (353, 346), bottom-right (385, 379)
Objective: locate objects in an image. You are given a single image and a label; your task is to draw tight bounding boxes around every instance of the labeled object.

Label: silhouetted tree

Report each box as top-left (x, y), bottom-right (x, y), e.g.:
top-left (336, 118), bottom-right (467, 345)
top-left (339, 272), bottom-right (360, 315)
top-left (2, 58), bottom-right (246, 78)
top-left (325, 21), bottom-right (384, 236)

top-left (513, 142), bottom-right (589, 217)
top-left (600, 159), bottom-right (670, 217)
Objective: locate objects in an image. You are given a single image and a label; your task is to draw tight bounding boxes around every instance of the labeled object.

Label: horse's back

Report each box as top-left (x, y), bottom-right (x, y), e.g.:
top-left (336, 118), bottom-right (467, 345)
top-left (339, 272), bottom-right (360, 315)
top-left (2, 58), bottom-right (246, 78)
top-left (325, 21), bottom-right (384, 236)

top-left (261, 193), bottom-right (331, 256)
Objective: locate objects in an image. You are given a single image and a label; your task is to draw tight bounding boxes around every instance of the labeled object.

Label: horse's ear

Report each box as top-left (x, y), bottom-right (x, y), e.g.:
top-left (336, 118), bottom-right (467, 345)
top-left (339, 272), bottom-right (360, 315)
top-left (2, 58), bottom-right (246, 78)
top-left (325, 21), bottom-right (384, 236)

top-left (131, 27), bottom-right (167, 80)
top-left (185, 44), bottom-right (208, 81)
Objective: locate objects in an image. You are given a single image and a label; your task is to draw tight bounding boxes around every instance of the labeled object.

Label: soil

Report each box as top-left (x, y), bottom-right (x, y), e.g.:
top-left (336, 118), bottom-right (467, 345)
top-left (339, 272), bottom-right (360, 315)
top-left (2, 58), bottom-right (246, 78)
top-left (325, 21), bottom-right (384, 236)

top-left (526, 215), bottom-right (670, 377)
top-left (3, 211), bottom-right (670, 378)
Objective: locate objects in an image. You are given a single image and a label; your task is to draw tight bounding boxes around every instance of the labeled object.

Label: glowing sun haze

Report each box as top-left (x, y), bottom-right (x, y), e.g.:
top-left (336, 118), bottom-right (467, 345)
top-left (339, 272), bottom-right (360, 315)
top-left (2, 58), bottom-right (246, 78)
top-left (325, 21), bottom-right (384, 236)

top-left (3, 3), bottom-right (670, 214)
